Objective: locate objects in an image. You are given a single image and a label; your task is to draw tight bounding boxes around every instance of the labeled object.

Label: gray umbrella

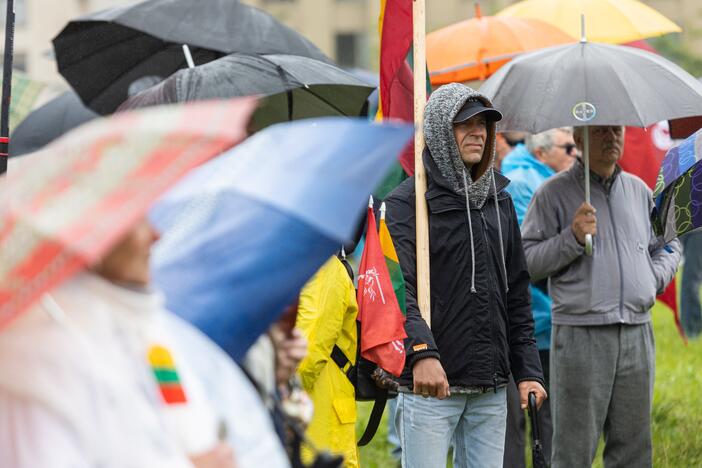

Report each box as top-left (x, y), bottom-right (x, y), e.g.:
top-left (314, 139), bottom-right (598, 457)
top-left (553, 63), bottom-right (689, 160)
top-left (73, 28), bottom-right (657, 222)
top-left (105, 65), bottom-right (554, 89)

top-left (480, 41), bottom-right (702, 133)
top-left (119, 53), bottom-right (374, 130)
top-left (9, 91), bottom-right (97, 157)
top-left (52, 0), bottom-right (331, 115)
top-left (480, 39), bottom-right (702, 255)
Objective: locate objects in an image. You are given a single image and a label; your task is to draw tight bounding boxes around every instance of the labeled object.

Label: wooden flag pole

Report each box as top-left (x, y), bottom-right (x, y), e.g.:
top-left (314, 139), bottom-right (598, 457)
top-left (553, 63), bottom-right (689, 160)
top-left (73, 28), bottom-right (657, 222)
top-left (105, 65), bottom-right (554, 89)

top-left (0, 0), bottom-right (15, 174)
top-left (413, 0), bottom-right (431, 328)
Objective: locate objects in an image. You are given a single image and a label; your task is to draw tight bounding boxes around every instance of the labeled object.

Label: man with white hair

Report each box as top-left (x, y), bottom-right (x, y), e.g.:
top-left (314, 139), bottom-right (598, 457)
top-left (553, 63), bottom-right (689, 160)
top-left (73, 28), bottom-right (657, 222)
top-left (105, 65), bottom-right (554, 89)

top-left (501, 127), bottom-right (576, 467)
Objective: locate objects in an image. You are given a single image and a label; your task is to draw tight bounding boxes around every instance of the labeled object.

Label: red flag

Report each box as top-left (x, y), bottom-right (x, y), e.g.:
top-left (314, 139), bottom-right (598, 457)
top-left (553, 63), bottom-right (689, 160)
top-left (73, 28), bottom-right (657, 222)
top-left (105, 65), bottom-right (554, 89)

top-left (377, 0), bottom-right (416, 176)
top-left (378, 0), bottom-right (412, 121)
top-left (357, 204), bottom-right (407, 376)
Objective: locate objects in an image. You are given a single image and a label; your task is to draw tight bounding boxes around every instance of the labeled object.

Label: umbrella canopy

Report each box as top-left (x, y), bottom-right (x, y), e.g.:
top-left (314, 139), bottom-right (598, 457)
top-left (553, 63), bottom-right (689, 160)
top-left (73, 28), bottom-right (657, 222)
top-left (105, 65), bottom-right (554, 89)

top-left (497, 0), bottom-right (681, 44)
top-left (480, 39), bottom-right (702, 256)
top-left (0, 97), bottom-right (256, 328)
top-left (53, 0), bottom-right (331, 115)
top-left (427, 5), bottom-right (575, 85)
top-left (652, 128), bottom-right (702, 242)
top-left (150, 118), bottom-right (413, 361)
top-left (120, 53), bottom-right (374, 130)
top-left (9, 91), bottom-right (97, 157)
top-left (480, 41), bottom-right (702, 134)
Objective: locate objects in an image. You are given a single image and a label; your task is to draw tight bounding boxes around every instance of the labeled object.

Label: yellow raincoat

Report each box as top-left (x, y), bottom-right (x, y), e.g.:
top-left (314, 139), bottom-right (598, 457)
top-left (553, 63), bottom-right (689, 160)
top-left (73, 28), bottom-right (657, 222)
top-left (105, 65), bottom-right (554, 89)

top-left (296, 256), bottom-right (359, 468)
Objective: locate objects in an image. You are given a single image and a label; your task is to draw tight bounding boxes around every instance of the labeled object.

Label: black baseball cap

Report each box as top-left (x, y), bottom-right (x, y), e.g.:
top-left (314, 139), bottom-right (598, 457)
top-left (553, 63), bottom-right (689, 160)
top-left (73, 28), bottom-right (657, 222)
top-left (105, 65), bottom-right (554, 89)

top-left (453, 100), bottom-right (503, 124)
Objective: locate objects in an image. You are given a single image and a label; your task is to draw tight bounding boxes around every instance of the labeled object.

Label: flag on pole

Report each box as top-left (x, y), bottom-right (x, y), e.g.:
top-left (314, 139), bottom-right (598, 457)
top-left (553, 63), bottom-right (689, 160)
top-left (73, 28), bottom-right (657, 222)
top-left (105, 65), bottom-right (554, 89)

top-left (377, 0), bottom-right (430, 178)
top-left (377, 0), bottom-right (412, 122)
top-left (357, 198), bottom-right (407, 376)
top-left (379, 202), bottom-right (406, 314)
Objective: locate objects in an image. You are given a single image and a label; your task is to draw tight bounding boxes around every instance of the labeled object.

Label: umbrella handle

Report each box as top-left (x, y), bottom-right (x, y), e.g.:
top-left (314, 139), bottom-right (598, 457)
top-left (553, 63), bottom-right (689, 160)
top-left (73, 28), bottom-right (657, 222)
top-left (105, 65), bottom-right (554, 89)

top-left (585, 233), bottom-right (593, 256)
top-left (583, 127), bottom-right (593, 257)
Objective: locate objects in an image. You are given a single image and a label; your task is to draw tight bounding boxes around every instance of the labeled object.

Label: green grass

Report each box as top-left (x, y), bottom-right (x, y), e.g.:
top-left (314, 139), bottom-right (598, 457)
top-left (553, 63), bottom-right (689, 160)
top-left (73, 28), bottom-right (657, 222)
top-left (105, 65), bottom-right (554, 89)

top-left (356, 303), bottom-right (702, 467)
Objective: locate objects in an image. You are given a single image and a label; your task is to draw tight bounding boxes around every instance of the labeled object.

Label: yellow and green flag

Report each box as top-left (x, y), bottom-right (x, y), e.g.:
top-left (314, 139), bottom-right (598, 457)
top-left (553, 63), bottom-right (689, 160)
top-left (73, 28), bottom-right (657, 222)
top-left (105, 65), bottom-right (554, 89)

top-left (379, 202), bottom-right (406, 315)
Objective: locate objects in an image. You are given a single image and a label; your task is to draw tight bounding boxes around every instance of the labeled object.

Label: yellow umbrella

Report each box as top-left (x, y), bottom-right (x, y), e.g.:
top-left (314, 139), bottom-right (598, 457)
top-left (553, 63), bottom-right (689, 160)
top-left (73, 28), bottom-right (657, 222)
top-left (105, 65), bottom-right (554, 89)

top-left (497, 0), bottom-right (681, 44)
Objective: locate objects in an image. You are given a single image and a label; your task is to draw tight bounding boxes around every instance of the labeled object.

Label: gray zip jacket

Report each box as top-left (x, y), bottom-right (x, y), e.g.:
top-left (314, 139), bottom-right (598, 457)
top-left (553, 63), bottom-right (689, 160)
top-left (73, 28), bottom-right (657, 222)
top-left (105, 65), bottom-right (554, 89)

top-left (521, 161), bottom-right (681, 326)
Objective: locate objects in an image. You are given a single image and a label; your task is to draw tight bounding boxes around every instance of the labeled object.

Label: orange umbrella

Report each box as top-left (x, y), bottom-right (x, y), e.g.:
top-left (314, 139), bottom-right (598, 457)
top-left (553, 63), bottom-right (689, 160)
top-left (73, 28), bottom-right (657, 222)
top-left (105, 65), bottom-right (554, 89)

top-left (427, 4), bottom-right (575, 85)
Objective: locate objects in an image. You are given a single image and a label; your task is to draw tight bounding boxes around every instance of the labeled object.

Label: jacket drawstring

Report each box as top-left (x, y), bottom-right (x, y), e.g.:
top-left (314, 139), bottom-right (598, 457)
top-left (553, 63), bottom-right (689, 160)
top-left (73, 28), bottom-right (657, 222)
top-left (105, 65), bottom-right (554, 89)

top-left (492, 169), bottom-right (509, 294)
top-left (462, 168), bottom-right (477, 293)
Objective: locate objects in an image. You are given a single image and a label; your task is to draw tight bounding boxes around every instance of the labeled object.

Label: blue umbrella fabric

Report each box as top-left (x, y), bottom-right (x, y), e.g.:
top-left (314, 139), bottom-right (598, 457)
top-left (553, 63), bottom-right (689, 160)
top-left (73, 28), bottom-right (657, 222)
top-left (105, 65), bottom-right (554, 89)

top-left (150, 118), bottom-right (413, 361)
top-left (652, 128), bottom-right (702, 242)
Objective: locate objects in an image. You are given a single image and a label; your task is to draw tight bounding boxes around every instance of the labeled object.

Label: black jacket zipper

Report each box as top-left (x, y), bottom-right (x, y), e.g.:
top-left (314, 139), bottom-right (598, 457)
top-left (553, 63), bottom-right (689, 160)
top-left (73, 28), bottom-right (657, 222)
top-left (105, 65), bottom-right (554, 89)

top-left (479, 209), bottom-right (499, 391)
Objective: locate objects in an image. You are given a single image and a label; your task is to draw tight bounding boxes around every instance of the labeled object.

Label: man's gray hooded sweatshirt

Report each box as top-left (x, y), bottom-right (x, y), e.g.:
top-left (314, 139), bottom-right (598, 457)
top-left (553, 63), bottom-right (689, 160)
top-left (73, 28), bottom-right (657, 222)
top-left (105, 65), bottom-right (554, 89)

top-left (384, 83), bottom-right (544, 389)
top-left (521, 159), bottom-right (681, 326)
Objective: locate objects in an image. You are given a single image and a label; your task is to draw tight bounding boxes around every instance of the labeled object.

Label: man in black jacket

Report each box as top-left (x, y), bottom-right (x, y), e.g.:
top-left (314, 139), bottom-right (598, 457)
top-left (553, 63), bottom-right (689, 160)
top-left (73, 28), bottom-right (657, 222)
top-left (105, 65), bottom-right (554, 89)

top-left (384, 83), bottom-right (546, 468)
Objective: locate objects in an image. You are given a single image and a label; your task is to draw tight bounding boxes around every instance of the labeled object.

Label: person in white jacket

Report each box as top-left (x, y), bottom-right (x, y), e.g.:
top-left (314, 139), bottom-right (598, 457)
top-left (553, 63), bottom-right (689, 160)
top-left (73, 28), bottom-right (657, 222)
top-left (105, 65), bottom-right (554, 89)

top-left (0, 219), bottom-right (289, 468)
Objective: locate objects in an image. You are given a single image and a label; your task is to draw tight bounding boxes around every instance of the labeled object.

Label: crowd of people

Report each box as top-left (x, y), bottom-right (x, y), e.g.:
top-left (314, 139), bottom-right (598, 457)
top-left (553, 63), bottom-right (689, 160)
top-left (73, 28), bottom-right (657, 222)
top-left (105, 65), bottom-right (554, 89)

top-left (0, 75), bottom-right (692, 468)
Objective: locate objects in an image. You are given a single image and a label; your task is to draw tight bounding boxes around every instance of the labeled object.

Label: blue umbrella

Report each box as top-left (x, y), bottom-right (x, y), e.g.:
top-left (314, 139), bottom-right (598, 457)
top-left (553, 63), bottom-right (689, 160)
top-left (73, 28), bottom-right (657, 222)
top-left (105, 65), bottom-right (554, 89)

top-left (150, 117), bottom-right (413, 361)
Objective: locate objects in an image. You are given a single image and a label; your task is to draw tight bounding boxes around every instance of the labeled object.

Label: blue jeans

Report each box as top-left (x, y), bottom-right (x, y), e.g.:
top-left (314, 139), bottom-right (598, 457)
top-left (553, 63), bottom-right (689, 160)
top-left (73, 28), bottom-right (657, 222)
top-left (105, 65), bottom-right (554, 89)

top-left (387, 397), bottom-right (402, 461)
top-left (395, 389), bottom-right (507, 468)
top-left (682, 231), bottom-right (702, 338)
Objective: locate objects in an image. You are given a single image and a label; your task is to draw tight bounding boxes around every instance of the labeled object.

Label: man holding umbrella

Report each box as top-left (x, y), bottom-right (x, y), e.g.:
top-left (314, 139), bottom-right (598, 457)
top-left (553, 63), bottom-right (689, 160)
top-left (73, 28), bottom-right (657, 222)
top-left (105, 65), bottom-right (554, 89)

top-left (384, 83), bottom-right (546, 468)
top-left (521, 125), bottom-right (681, 467)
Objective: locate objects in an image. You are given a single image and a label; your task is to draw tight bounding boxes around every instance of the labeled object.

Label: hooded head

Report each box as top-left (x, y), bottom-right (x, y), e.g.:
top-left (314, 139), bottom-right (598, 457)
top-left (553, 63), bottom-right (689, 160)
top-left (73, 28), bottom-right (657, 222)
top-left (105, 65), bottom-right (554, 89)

top-left (424, 83), bottom-right (501, 208)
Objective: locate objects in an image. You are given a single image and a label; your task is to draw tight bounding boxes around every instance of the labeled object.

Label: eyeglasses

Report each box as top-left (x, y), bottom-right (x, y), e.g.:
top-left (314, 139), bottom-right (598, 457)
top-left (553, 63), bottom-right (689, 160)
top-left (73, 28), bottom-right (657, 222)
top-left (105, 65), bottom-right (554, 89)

top-left (555, 143), bottom-right (577, 155)
top-left (505, 138), bottom-right (525, 148)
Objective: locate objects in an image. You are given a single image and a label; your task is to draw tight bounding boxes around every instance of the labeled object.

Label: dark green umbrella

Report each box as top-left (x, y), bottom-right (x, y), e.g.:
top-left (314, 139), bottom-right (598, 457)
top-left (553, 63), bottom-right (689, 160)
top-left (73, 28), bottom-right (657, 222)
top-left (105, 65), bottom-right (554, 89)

top-left (119, 53), bottom-right (374, 130)
top-left (52, 0), bottom-right (331, 115)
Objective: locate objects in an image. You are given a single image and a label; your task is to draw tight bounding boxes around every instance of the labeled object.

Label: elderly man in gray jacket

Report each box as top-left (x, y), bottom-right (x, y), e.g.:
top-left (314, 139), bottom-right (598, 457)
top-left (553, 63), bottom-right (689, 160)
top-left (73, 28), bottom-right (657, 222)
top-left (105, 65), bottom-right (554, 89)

top-left (521, 125), bottom-right (681, 468)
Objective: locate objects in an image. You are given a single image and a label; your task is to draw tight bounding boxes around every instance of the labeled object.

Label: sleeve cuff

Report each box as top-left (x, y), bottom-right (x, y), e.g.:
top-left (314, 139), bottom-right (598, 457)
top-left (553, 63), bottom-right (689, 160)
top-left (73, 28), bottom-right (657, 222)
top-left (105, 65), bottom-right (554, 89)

top-left (408, 349), bottom-right (440, 368)
top-left (515, 376), bottom-right (546, 388)
top-left (561, 225), bottom-right (585, 258)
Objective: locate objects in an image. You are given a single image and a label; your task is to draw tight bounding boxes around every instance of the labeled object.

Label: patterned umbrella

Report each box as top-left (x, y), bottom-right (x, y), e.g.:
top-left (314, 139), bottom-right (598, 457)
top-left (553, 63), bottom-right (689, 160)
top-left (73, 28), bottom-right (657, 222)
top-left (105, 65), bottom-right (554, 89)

top-left (653, 128), bottom-right (702, 242)
top-left (0, 97), bottom-right (256, 328)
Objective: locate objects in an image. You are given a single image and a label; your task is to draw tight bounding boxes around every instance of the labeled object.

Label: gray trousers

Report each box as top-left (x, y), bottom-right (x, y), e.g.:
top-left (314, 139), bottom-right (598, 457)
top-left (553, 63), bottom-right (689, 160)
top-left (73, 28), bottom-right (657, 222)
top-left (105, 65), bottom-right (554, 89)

top-left (551, 323), bottom-right (655, 468)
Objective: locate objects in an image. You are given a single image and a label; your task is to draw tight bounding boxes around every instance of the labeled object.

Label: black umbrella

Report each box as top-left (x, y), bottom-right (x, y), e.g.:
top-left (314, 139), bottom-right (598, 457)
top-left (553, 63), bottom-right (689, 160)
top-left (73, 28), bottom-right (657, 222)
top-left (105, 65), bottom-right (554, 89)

top-left (528, 392), bottom-right (548, 468)
top-left (119, 53), bottom-right (374, 130)
top-left (52, 0), bottom-right (331, 115)
top-left (9, 91), bottom-right (98, 157)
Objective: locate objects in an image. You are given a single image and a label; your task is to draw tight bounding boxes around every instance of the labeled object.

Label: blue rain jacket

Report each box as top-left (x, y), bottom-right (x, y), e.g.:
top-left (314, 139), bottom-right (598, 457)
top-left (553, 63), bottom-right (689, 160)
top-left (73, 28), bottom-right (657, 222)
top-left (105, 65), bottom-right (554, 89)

top-left (502, 145), bottom-right (555, 350)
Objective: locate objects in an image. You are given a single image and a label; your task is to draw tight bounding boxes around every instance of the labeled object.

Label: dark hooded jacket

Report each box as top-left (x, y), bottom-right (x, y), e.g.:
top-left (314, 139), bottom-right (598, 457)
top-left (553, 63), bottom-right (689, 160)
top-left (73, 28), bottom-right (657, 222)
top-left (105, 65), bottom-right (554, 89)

top-left (384, 84), bottom-right (544, 388)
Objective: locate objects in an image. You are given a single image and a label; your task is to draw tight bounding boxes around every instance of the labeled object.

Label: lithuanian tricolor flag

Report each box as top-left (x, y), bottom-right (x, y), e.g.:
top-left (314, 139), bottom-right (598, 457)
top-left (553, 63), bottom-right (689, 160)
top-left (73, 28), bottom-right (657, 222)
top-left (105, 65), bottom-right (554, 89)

top-left (148, 344), bottom-right (188, 405)
top-left (379, 202), bottom-right (406, 315)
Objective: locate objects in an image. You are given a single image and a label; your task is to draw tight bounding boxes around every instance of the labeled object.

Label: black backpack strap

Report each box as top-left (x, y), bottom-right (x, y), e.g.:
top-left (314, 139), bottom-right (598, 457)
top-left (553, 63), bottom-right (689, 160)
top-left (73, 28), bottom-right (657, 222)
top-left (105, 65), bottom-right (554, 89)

top-left (357, 389), bottom-right (388, 446)
top-left (332, 255), bottom-right (388, 446)
top-left (331, 345), bottom-right (355, 378)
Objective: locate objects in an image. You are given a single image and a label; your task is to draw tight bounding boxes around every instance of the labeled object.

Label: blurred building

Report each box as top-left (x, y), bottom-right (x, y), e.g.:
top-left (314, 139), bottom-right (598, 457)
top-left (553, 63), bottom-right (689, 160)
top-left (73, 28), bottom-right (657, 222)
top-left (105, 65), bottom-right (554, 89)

top-left (0, 0), bottom-right (701, 86)
top-left (2, 0), bottom-right (93, 83)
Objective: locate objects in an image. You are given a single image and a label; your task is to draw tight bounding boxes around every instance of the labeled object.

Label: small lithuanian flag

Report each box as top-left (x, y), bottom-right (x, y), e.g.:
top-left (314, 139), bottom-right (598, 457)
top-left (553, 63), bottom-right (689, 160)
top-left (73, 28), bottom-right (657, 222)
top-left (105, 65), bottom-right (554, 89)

top-left (379, 202), bottom-right (406, 315)
top-left (148, 344), bottom-right (187, 405)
